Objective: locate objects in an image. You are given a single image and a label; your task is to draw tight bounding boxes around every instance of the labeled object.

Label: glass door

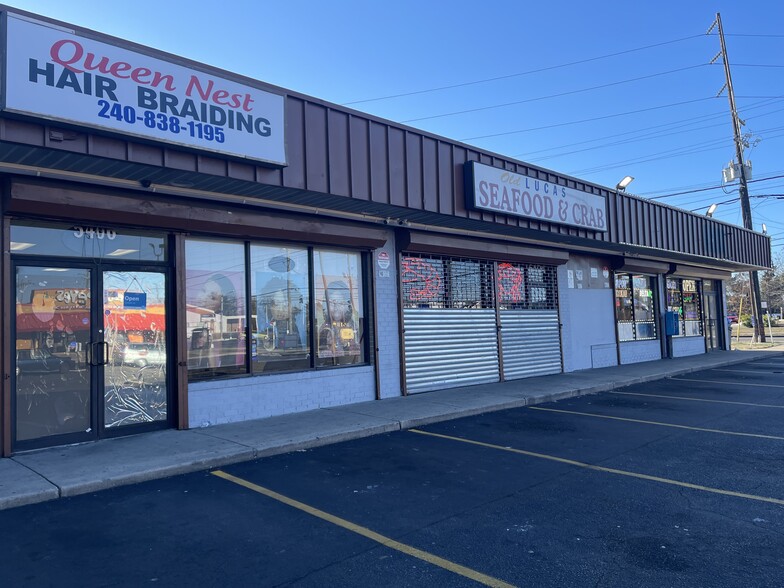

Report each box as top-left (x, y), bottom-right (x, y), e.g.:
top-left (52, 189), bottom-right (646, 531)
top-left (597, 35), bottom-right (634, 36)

top-left (704, 291), bottom-right (719, 351)
top-left (102, 270), bottom-right (169, 430)
top-left (14, 266), bottom-right (171, 448)
top-left (14, 266), bottom-right (93, 444)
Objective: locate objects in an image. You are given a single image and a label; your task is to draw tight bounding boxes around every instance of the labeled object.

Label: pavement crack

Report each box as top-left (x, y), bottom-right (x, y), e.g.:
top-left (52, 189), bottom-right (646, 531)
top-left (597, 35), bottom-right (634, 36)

top-left (10, 458), bottom-right (62, 497)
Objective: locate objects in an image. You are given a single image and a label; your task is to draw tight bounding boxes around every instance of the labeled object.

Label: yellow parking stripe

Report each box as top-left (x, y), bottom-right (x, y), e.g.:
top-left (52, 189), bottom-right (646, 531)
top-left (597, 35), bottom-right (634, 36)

top-left (410, 429), bottom-right (784, 506)
top-left (609, 390), bottom-right (784, 408)
top-left (528, 406), bottom-right (784, 440)
top-left (669, 377), bottom-right (784, 389)
top-left (211, 470), bottom-right (516, 588)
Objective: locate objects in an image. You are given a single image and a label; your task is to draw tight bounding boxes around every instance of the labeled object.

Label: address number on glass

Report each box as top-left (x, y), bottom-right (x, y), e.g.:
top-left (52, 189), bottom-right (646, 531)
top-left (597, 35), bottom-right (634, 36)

top-left (73, 227), bottom-right (117, 240)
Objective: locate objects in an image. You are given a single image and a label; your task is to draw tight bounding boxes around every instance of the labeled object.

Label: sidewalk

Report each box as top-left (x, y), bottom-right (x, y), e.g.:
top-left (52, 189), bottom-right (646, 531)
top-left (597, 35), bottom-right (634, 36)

top-left (2, 348), bottom-right (782, 511)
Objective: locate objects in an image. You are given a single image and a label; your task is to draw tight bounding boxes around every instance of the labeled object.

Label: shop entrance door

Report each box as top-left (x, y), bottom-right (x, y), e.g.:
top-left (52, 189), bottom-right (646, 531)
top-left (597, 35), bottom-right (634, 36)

top-left (704, 290), bottom-right (720, 351)
top-left (13, 265), bottom-right (171, 450)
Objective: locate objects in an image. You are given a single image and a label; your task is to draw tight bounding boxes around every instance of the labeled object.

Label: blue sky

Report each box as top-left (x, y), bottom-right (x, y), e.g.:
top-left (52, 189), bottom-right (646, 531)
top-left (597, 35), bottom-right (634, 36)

top-left (6, 0), bottom-right (784, 257)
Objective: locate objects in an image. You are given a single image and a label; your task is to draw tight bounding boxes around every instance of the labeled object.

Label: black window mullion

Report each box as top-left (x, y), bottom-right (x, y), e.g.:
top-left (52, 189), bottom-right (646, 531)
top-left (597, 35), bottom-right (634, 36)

top-left (362, 251), bottom-right (373, 366)
top-left (245, 241), bottom-right (252, 374)
top-left (308, 248), bottom-right (316, 369)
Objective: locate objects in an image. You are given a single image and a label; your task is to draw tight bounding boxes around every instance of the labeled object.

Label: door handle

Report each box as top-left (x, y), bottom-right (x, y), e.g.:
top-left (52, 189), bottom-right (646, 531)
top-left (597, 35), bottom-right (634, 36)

top-left (89, 342), bottom-right (100, 367)
top-left (87, 342), bottom-right (110, 366)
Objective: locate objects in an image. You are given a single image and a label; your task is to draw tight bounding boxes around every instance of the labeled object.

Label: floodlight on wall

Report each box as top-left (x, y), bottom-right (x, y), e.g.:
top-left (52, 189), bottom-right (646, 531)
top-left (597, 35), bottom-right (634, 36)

top-left (762, 223), bottom-right (767, 234)
top-left (615, 176), bottom-right (634, 192)
top-left (706, 203), bottom-right (718, 217)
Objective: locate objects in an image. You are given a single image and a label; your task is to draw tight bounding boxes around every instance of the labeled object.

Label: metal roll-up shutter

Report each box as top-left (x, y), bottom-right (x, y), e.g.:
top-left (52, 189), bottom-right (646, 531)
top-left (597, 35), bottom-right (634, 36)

top-left (403, 308), bottom-right (499, 393)
top-left (500, 309), bottom-right (561, 379)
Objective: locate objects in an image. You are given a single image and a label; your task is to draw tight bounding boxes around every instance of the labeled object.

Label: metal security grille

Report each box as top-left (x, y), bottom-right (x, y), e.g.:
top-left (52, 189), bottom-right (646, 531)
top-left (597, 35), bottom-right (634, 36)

top-left (402, 308), bottom-right (499, 393)
top-left (401, 256), bottom-right (494, 309)
top-left (500, 309), bottom-right (561, 379)
top-left (401, 254), bottom-right (562, 393)
top-left (496, 262), bottom-right (558, 310)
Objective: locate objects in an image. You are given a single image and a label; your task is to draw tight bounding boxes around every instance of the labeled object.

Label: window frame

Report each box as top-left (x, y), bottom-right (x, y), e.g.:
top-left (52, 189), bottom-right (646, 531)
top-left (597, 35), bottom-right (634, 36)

top-left (614, 272), bottom-right (659, 342)
top-left (666, 277), bottom-right (704, 338)
top-left (400, 254), bottom-right (557, 311)
top-left (186, 237), bottom-right (371, 383)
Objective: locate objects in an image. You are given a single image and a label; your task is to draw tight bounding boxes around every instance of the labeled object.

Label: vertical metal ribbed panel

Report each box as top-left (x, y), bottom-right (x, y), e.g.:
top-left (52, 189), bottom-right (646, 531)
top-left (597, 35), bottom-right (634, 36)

top-left (500, 310), bottom-right (561, 379)
top-left (403, 308), bottom-right (499, 393)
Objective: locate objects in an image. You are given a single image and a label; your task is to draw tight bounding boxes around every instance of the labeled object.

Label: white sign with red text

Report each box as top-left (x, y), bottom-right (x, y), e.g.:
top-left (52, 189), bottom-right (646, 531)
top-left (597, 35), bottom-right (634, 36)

top-left (3, 15), bottom-right (286, 165)
top-left (466, 162), bottom-right (607, 231)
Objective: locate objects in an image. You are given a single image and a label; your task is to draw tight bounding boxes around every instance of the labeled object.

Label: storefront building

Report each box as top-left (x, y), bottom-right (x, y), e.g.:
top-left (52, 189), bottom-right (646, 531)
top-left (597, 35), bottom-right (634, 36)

top-left (0, 7), bottom-right (772, 455)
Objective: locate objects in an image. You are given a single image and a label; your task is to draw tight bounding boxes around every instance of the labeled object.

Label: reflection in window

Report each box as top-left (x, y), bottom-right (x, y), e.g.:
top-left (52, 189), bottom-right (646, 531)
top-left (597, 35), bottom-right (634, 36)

top-left (449, 260), bottom-right (489, 309)
top-left (11, 222), bottom-right (167, 261)
top-left (314, 250), bottom-right (365, 367)
top-left (103, 271), bottom-right (168, 427)
top-left (667, 278), bottom-right (703, 337)
top-left (615, 273), bottom-right (658, 341)
top-left (402, 255), bottom-right (555, 310)
top-left (185, 240), bottom-right (247, 378)
top-left (401, 257), bottom-right (445, 308)
top-left (15, 267), bottom-right (91, 442)
top-left (250, 245), bottom-right (310, 373)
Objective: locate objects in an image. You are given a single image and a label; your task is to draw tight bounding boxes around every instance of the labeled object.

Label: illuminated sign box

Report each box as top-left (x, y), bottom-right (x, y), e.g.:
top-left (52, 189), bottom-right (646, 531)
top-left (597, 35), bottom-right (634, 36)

top-left (2, 14), bottom-right (287, 166)
top-left (465, 161), bottom-right (608, 232)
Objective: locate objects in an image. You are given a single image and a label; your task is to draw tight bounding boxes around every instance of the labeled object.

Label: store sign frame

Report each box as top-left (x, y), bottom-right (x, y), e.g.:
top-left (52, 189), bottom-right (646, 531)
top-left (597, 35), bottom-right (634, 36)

top-left (2, 13), bottom-right (287, 166)
top-left (465, 161), bottom-right (608, 231)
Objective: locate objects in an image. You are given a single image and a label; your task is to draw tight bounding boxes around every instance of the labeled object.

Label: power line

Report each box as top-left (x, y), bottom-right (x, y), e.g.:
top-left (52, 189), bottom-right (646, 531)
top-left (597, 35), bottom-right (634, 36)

top-left (516, 97), bottom-right (784, 161)
top-left (639, 166), bottom-right (784, 197)
top-left (570, 128), bottom-right (784, 176)
top-left (649, 173), bottom-right (784, 200)
top-left (724, 33), bottom-right (784, 38)
top-left (402, 64), bottom-right (709, 123)
top-left (460, 97), bottom-right (716, 141)
top-left (732, 63), bottom-right (784, 68)
top-left (342, 34), bottom-right (705, 106)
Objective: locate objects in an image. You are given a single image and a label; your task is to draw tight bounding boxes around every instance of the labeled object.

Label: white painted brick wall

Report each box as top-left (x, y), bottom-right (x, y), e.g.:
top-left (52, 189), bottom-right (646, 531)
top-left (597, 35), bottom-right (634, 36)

top-left (672, 336), bottom-right (706, 358)
top-left (188, 366), bottom-right (375, 427)
top-left (619, 340), bottom-right (662, 365)
top-left (373, 232), bottom-right (403, 399)
top-left (591, 344), bottom-right (618, 368)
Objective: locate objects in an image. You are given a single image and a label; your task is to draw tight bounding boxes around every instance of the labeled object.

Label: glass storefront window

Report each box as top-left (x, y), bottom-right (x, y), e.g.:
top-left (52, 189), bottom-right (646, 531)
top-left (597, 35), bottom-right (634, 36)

top-left (403, 255), bottom-right (555, 311)
top-left (185, 240), bottom-right (247, 378)
top-left (185, 240), bottom-right (368, 381)
top-left (497, 262), bottom-right (525, 309)
top-left (615, 273), bottom-right (657, 341)
top-left (250, 245), bottom-right (310, 374)
top-left (667, 278), bottom-right (703, 337)
top-left (682, 279), bottom-right (703, 336)
top-left (11, 222), bottom-right (166, 262)
top-left (314, 250), bottom-right (365, 367)
top-left (401, 257), bottom-right (446, 308)
top-left (15, 266), bottom-right (91, 441)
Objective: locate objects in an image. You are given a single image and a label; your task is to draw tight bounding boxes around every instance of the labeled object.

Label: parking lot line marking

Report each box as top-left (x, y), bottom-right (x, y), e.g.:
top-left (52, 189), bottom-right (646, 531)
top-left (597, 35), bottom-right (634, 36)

top-left (669, 377), bottom-right (784, 389)
top-left (528, 406), bottom-right (784, 440)
top-left (211, 470), bottom-right (516, 588)
top-left (609, 390), bottom-right (784, 408)
top-left (711, 369), bottom-right (779, 375)
top-left (409, 430), bottom-right (784, 506)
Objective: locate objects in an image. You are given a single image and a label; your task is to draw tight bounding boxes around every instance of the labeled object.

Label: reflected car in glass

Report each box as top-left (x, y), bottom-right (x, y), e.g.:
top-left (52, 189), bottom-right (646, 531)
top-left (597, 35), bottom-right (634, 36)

top-left (16, 348), bottom-right (74, 376)
top-left (119, 343), bottom-right (166, 368)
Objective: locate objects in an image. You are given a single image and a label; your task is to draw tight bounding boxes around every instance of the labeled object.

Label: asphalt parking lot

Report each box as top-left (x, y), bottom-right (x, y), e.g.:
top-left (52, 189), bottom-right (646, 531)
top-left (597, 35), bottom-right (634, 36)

top-left (2, 356), bottom-right (783, 587)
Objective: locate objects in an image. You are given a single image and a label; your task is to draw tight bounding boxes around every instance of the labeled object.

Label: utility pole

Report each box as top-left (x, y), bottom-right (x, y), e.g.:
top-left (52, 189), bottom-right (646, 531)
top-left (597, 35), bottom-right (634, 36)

top-left (710, 12), bottom-right (766, 342)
